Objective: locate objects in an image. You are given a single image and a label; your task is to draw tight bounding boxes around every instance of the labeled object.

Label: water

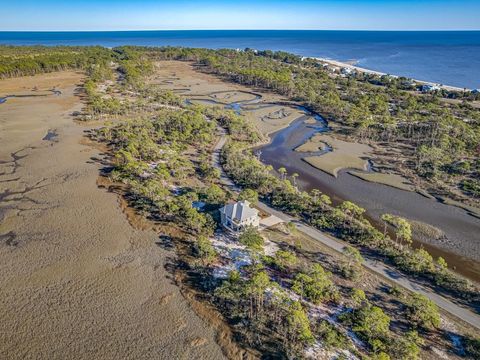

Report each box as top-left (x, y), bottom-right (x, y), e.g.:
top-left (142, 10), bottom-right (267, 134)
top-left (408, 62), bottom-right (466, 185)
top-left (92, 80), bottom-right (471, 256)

top-left (1, 30), bottom-right (480, 88)
top-left (259, 113), bottom-right (480, 282)
top-left (42, 129), bottom-right (58, 141)
top-left (0, 90), bottom-right (61, 105)
top-left (182, 86), bottom-right (480, 281)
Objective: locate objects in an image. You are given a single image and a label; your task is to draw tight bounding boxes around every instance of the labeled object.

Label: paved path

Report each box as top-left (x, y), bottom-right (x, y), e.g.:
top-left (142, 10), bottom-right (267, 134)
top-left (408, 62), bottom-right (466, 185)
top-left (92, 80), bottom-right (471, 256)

top-left (212, 131), bottom-right (480, 330)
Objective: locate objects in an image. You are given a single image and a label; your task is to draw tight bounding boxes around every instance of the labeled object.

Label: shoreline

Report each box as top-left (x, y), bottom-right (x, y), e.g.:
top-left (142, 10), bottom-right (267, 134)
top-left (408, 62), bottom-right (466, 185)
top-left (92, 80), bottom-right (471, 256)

top-left (310, 56), bottom-right (469, 92)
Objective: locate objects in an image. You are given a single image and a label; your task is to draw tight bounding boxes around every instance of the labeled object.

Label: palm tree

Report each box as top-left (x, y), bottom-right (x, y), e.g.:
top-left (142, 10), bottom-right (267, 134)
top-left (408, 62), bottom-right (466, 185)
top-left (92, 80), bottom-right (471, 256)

top-left (291, 173), bottom-right (299, 188)
top-left (381, 214), bottom-right (391, 236)
top-left (311, 189), bottom-right (321, 202)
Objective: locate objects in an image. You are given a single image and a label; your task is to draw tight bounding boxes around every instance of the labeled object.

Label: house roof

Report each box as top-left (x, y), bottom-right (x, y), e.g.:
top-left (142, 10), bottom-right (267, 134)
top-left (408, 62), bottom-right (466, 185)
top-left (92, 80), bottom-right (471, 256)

top-left (220, 200), bottom-right (259, 223)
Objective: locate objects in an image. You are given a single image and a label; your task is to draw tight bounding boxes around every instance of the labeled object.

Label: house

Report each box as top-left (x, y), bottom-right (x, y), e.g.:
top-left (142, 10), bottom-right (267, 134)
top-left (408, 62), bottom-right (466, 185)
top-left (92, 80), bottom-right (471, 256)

top-left (400, 79), bottom-right (416, 89)
top-left (471, 89), bottom-right (480, 94)
top-left (421, 84), bottom-right (440, 93)
top-left (219, 200), bottom-right (260, 232)
top-left (340, 67), bottom-right (354, 76)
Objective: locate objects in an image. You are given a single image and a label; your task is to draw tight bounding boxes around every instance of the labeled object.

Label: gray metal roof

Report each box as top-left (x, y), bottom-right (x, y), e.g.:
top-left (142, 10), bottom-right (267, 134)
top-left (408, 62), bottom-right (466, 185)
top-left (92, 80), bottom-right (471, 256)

top-left (219, 200), bottom-right (259, 223)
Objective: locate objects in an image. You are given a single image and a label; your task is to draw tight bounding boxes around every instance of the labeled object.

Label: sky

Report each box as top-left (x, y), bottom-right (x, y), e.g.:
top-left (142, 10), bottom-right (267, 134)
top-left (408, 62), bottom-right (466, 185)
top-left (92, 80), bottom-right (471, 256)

top-left (1, 0), bottom-right (479, 31)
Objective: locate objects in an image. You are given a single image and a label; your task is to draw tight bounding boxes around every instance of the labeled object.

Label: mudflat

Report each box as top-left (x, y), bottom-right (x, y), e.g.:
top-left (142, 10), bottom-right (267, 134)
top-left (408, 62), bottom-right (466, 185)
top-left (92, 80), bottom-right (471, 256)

top-left (0, 72), bottom-right (225, 359)
top-left (152, 61), bottom-right (304, 136)
top-left (299, 134), bottom-right (372, 177)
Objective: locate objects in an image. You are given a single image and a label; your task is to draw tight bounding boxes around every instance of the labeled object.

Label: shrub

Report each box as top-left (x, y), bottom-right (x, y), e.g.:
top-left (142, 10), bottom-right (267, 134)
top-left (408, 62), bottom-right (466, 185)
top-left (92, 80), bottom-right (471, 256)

top-left (292, 264), bottom-right (338, 304)
top-left (316, 320), bottom-right (348, 350)
top-left (195, 235), bottom-right (218, 265)
top-left (239, 226), bottom-right (264, 252)
top-left (463, 335), bottom-right (480, 358)
top-left (390, 330), bottom-right (424, 360)
top-left (406, 293), bottom-right (440, 330)
top-left (238, 188), bottom-right (259, 204)
top-left (272, 250), bottom-right (297, 271)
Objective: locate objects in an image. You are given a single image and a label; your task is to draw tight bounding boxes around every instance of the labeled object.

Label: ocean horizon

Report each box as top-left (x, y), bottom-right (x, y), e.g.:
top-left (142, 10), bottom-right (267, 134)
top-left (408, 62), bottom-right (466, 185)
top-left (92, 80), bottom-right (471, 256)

top-left (1, 30), bottom-right (479, 88)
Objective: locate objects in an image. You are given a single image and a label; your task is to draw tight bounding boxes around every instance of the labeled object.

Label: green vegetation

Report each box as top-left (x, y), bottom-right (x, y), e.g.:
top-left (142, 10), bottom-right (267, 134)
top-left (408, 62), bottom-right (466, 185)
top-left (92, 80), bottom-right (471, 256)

top-left (214, 265), bottom-right (316, 357)
top-left (463, 335), bottom-right (480, 359)
top-left (284, 300), bottom-right (315, 350)
top-left (238, 188), bottom-right (259, 204)
top-left (406, 293), bottom-right (441, 330)
top-left (0, 46), bottom-right (113, 78)
top-left (238, 226), bottom-right (264, 252)
top-left (144, 46), bottom-right (479, 206)
top-left (195, 235), bottom-right (218, 265)
top-left (93, 103), bottom-right (218, 240)
top-left (381, 214), bottom-right (413, 248)
top-left (5, 45), bottom-right (475, 358)
top-left (200, 184), bottom-right (227, 205)
top-left (460, 178), bottom-right (480, 198)
top-left (217, 121), bottom-right (476, 300)
top-left (340, 245), bottom-right (364, 280)
top-left (316, 320), bottom-right (348, 350)
top-left (271, 249), bottom-right (297, 271)
top-left (292, 264), bottom-right (339, 304)
top-left (340, 295), bottom-right (425, 359)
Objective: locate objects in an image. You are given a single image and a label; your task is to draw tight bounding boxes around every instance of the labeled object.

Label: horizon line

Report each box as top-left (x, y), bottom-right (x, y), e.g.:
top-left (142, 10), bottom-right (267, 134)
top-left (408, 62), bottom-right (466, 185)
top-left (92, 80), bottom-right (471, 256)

top-left (1, 29), bottom-right (479, 33)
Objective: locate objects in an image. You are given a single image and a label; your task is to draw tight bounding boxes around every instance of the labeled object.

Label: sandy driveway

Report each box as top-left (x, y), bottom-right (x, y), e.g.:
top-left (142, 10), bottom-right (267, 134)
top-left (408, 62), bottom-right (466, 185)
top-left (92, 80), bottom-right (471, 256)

top-left (0, 72), bottom-right (225, 360)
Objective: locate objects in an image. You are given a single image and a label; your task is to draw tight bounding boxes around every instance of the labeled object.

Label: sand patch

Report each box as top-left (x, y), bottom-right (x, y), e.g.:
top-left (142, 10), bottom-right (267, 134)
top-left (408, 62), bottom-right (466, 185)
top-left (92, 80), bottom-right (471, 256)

top-left (151, 61), bottom-right (301, 137)
top-left (151, 61), bottom-right (252, 97)
top-left (295, 135), bottom-right (329, 152)
top-left (0, 71), bottom-right (82, 96)
top-left (188, 98), bottom-right (225, 107)
top-left (210, 90), bottom-right (258, 103)
top-left (304, 117), bottom-right (317, 124)
top-left (349, 171), bottom-right (415, 192)
top-left (245, 105), bottom-right (304, 135)
top-left (300, 134), bottom-right (372, 176)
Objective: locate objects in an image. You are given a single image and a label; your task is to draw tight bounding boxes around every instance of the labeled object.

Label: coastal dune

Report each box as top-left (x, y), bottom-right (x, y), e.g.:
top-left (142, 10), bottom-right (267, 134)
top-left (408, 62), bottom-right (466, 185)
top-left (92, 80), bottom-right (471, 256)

top-left (0, 72), bottom-right (225, 359)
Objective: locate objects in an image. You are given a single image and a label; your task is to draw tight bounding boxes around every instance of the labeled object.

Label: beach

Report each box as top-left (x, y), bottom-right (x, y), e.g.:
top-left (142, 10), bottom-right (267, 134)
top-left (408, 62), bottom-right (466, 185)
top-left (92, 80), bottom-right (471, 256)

top-left (311, 56), bottom-right (470, 92)
top-left (1, 30), bottom-right (479, 88)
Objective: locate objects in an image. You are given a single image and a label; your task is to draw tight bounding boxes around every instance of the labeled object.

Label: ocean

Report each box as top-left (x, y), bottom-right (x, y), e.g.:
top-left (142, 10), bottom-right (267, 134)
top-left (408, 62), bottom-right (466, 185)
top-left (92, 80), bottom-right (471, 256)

top-left (1, 30), bottom-right (479, 88)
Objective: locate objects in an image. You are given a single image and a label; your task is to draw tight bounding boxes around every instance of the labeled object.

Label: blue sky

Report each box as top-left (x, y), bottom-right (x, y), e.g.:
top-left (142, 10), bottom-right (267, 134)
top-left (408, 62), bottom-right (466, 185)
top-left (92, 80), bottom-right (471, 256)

top-left (1, 0), bottom-right (479, 31)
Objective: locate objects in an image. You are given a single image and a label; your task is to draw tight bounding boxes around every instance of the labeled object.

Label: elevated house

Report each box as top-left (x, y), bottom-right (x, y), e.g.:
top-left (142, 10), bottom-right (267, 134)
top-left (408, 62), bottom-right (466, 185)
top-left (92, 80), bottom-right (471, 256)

top-left (219, 200), bottom-right (260, 232)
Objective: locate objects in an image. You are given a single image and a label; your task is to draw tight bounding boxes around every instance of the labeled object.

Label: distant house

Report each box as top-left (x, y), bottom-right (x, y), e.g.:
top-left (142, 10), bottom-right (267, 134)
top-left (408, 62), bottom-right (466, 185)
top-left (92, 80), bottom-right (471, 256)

top-left (340, 67), bottom-right (354, 76)
top-left (219, 200), bottom-right (260, 232)
top-left (421, 84), bottom-right (440, 93)
top-left (400, 79), bottom-right (416, 88)
top-left (471, 89), bottom-right (480, 94)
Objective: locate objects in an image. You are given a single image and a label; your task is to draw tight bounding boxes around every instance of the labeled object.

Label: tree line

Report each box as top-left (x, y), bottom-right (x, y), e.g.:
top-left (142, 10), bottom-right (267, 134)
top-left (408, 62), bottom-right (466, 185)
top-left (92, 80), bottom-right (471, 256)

top-left (140, 45), bottom-right (480, 204)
